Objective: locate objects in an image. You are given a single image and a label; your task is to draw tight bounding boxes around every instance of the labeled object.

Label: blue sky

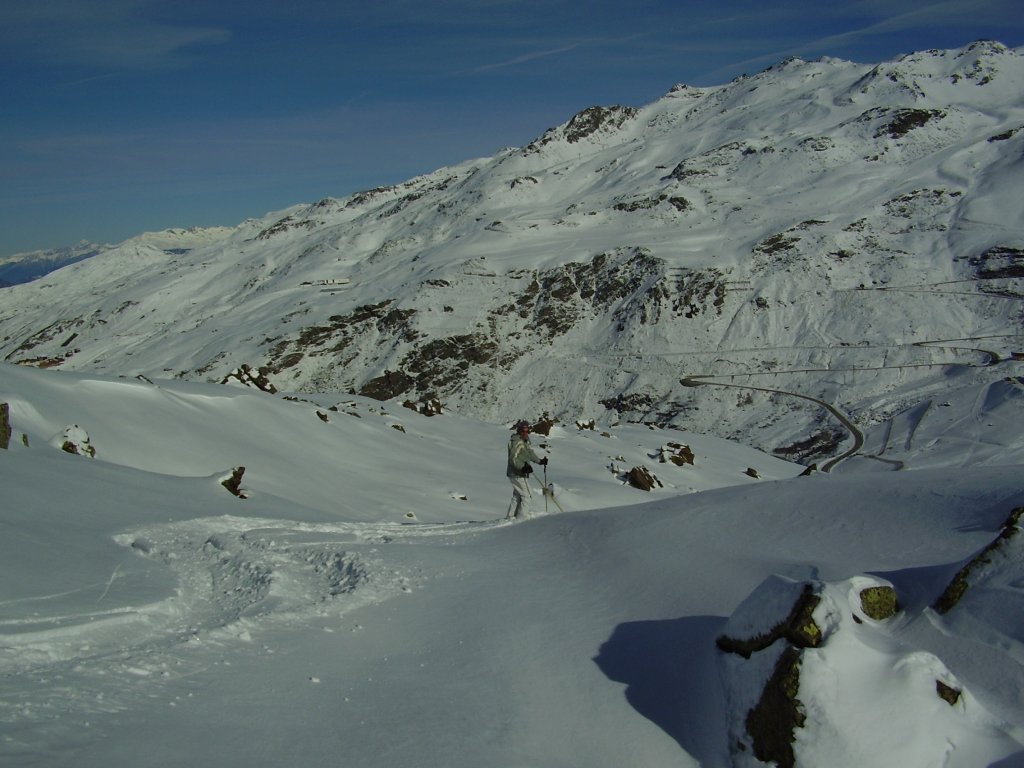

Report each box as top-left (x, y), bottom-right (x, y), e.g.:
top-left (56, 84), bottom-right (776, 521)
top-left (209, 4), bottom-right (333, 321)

top-left (2, 1), bottom-right (1022, 258)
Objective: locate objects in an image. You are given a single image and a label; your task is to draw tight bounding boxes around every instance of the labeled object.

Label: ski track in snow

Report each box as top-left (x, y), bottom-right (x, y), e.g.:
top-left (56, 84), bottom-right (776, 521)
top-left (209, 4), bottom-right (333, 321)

top-left (0, 515), bottom-right (503, 730)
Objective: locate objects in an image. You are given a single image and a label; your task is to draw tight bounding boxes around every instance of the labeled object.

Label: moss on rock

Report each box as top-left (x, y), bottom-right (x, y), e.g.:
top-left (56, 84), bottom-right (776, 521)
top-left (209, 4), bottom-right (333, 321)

top-left (717, 583), bottom-right (823, 658)
top-left (745, 647), bottom-right (806, 768)
top-left (859, 585), bottom-right (899, 620)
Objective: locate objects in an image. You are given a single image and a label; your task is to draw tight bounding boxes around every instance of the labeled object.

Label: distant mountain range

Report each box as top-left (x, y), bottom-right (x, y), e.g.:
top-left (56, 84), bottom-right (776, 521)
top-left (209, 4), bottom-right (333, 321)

top-left (2, 40), bottom-right (1022, 462)
top-left (0, 228), bottom-right (236, 286)
top-left (0, 242), bottom-right (105, 286)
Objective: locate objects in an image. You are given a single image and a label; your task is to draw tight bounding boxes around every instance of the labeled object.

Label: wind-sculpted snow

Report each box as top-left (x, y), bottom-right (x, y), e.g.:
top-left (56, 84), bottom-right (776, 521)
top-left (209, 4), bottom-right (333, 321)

top-left (2, 360), bottom-right (1024, 766)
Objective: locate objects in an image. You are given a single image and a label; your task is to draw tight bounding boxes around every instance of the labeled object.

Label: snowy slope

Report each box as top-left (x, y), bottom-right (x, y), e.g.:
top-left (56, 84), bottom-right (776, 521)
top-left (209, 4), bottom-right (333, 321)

top-left (0, 42), bottom-right (1021, 464)
top-left (0, 228), bottom-right (234, 287)
top-left (2, 363), bottom-right (1023, 767)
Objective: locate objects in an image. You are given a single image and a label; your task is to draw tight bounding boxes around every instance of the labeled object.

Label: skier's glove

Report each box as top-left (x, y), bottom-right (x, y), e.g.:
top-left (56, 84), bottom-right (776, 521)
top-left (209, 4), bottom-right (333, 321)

top-left (539, 457), bottom-right (548, 466)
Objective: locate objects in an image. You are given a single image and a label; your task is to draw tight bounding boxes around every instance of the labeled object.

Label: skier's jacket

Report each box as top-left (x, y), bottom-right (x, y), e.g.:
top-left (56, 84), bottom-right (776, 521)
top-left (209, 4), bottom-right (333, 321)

top-left (507, 433), bottom-right (542, 478)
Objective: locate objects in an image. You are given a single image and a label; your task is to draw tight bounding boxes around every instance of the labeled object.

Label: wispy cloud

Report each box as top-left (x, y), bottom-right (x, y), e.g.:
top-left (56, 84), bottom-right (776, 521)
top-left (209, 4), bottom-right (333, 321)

top-left (0, 0), bottom-right (231, 71)
top-left (801, 0), bottom-right (1012, 47)
top-left (843, 0), bottom-right (1024, 29)
top-left (472, 41), bottom-right (587, 73)
top-left (470, 30), bottom-right (648, 75)
top-left (692, 0), bottom-right (1024, 83)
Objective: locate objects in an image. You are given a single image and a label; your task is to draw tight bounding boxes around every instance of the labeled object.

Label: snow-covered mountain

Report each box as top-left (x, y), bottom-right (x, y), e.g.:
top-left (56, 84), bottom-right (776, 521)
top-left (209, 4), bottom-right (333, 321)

top-left (0, 227), bottom-right (234, 287)
top-left (2, 40), bottom-right (1024, 767)
top-left (1, 41), bottom-right (1022, 463)
top-left (0, 241), bottom-right (106, 287)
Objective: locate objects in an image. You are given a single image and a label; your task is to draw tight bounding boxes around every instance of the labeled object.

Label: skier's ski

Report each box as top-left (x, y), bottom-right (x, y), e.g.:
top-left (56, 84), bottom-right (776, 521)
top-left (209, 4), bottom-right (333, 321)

top-left (543, 465), bottom-right (565, 513)
top-left (543, 483), bottom-right (564, 513)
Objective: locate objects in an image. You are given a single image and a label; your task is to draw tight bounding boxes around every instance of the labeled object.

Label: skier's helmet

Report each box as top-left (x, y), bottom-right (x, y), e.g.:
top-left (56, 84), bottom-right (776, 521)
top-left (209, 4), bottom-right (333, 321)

top-left (514, 419), bottom-right (531, 432)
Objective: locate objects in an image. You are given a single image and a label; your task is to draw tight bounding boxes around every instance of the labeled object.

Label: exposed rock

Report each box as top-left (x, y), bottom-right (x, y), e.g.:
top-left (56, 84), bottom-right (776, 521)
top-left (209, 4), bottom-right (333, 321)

top-left (859, 585), bottom-right (899, 620)
top-left (856, 106), bottom-right (946, 139)
top-left (359, 369), bottom-right (415, 401)
top-left (970, 246), bottom-right (1024, 279)
top-left (744, 467), bottom-right (760, 478)
top-left (659, 441), bottom-right (694, 466)
top-left (773, 429), bottom-right (844, 465)
top-left (531, 415), bottom-right (557, 436)
top-left (626, 465), bottom-right (661, 491)
top-left (221, 364), bottom-right (278, 393)
top-left (268, 300), bottom-right (418, 383)
top-left (221, 466), bottom-right (247, 498)
top-left (0, 402), bottom-right (10, 449)
top-left (601, 391), bottom-right (656, 415)
top-left (565, 105), bottom-right (639, 143)
top-left (717, 577), bottom-right (826, 767)
top-left (717, 573), bottom-right (993, 767)
top-left (613, 193), bottom-right (691, 213)
top-left (59, 425), bottom-right (96, 458)
top-left (876, 107), bottom-right (946, 138)
top-left (933, 506), bottom-right (1023, 614)
top-left (404, 334), bottom-right (497, 388)
top-left (4, 317), bottom-right (83, 366)
top-left (717, 581), bottom-right (824, 659)
top-left (403, 396), bottom-right (444, 416)
top-left (526, 105), bottom-right (640, 151)
top-left (256, 214), bottom-right (317, 240)
top-left (989, 126), bottom-right (1022, 142)
top-left (754, 233), bottom-right (800, 257)
top-left (936, 680), bottom-right (962, 706)
top-left (745, 646), bottom-right (805, 768)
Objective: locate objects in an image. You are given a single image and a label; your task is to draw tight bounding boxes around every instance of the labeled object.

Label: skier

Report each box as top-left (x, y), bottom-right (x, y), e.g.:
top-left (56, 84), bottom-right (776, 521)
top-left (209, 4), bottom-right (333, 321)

top-left (506, 419), bottom-right (547, 520)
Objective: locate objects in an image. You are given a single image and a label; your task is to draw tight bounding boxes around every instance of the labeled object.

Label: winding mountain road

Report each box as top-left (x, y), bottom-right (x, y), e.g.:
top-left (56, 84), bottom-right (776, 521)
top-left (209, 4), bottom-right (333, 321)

top-left (679, 376), bottom-right (863, 472)
top-left (679, 330), bottom-right (1023, 471)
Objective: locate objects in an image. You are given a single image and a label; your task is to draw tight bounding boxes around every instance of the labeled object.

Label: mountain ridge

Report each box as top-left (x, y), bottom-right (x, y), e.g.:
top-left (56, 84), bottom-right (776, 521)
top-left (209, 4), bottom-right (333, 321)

top-left (1, 40), bottom-right (1022, 463)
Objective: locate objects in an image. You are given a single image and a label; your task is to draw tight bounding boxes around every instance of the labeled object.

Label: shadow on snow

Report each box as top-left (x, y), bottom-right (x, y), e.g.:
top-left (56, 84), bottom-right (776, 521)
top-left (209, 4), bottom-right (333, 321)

top-left (594, 615), bottom-right (730, 766)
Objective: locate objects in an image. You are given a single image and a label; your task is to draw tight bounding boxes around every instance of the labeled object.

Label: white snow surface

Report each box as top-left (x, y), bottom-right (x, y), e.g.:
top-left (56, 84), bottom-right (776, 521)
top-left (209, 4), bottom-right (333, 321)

top-left (1, 41), bottom-right (1024, 767)
top-left (2, 362), bottom-right (1023, 767)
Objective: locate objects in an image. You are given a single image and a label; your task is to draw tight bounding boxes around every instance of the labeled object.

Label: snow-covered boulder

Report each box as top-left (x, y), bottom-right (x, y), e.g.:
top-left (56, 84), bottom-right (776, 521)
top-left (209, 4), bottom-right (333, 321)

top-left (716, 573), bottom-right (1011, 768)
top-left (54, 424), bottom-right (95, 457)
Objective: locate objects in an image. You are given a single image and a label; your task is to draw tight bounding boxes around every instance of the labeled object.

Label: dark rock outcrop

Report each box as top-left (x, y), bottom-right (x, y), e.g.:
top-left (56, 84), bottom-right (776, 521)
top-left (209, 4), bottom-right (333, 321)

top-left (859, 585), bottom-right (899, 620)
top-left (221, 466), bottom-right (247, 498)
top-left (933, 506), bottom-right (1023, 614)
top-left (0, 402), bottom-right (10, 449)
top-left (626, 465), bottom-right (661, 491)
top-left (59, 425), bottom-right (96, 457)
top-left (221, 364), bottom-right (278, 393)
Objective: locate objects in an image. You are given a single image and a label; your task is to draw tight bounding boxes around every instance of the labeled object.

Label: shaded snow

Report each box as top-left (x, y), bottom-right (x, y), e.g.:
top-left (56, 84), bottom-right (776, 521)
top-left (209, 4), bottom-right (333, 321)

top-left (2, 363), bottom-right (1023, 767)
